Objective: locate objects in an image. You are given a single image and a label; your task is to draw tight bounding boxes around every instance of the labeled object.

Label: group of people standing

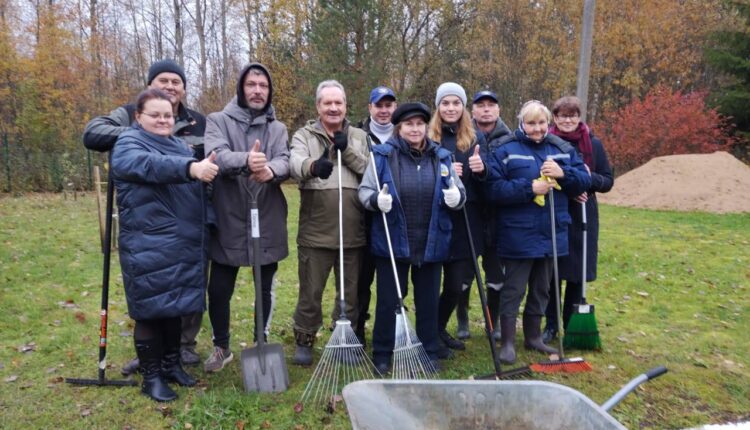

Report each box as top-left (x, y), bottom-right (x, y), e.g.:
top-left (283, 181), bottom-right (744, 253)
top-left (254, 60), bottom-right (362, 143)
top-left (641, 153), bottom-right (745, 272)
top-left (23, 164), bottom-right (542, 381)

top-left (82, 58), bottom-right (613, 402)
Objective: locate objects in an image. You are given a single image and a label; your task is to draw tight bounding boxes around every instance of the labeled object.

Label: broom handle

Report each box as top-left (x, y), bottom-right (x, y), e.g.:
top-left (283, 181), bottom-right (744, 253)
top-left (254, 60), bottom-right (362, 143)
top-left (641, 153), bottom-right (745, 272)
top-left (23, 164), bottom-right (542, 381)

top-left (366, 138), bottom-right (410, 331)
top-left (547, 162), bottom-right (565, 360)
top-left (581, 200), bottom-right (587, 302)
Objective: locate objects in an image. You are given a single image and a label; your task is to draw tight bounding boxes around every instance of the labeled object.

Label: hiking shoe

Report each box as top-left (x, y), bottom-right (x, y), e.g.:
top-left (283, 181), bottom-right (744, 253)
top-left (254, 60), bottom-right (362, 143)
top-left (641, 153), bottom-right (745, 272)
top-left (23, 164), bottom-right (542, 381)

top-left (203, 346), bottom-right (233, 373)
top-left (121, 357), bottom-right (140, 376)
top-left (292, 345), bottom-right (313, 366)
top-left (180, 347), bottom-right (200, 366)
top-left (439, 330), bottom-right (465, 350)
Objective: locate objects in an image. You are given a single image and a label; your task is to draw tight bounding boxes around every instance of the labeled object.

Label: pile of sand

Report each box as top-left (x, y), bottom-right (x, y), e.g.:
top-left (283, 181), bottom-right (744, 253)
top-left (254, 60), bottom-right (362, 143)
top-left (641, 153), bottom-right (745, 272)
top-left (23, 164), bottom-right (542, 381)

top-left (598, 151), bottom-right (750, 214)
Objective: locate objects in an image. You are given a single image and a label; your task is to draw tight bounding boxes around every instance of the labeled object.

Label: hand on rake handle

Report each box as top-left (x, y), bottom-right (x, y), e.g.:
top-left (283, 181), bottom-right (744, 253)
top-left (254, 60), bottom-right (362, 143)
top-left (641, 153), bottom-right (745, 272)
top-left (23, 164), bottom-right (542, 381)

top-left (443, 177), bottom-right (461, 208)
top-left (332, 131), bottom-right (347, 152)
top-left (376, 184), bottom-right (392, 213)
top-left (311, 147), bottom-right (333, 179)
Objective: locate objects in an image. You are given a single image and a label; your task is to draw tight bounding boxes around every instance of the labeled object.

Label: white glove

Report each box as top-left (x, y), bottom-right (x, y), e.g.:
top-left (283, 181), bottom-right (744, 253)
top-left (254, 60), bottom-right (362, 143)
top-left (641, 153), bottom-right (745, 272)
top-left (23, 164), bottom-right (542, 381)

top-left (377, 184), bottom-right (393, 213)
top-left (443, 177), bottom-right (461, 208)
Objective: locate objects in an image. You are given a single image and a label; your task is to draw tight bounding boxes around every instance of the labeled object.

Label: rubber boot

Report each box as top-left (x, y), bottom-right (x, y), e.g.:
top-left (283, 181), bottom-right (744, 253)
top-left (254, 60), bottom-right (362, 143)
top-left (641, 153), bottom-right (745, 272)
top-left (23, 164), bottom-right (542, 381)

top-left (456, 286), bottom-right (471, 340)
top-left (498, 317), bottom-right (517, 364)
top-left (136, 340), bottom-right (177, 402)
top-left (292, 330), bottom-right (314, 366)
top-left (487, 288), bottom-right (501, 341)
top-left (161, 333), bottom-right (196, 387)
top-left (523, 314), bottom-right (559, 354)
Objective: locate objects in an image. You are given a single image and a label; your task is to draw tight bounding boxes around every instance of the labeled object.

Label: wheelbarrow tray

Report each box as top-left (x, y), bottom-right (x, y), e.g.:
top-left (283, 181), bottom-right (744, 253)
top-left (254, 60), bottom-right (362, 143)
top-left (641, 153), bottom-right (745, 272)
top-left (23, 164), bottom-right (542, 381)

top-left (342, 379), bottom-right (625, 430)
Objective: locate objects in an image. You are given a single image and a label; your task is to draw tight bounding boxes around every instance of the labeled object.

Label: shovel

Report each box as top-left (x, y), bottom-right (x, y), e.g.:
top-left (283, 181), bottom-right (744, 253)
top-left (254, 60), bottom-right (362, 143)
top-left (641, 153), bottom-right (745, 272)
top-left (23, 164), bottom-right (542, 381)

top-left (240, 190), bottom-right (289, 393)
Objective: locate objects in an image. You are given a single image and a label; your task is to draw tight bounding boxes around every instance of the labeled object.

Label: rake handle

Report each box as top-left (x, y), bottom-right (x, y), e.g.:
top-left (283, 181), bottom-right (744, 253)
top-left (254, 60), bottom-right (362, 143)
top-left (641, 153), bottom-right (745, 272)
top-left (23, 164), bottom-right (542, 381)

top-left (547, 164), bottom-right (565, 360)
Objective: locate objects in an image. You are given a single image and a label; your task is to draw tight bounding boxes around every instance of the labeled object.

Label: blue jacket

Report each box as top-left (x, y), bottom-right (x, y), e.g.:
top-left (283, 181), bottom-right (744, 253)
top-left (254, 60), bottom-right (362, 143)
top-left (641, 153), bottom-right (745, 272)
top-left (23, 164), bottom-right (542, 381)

top-left (111, 125), bottom-right (209, 320)
top-left (484, 129), bottom-right (591, 259)
top-left (358, 136), bottom-right (465, 264)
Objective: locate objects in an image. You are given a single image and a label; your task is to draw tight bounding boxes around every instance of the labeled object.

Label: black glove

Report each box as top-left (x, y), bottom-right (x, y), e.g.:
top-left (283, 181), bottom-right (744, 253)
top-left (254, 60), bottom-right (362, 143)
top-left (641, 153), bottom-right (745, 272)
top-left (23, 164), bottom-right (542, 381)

top-left (333, 131), bottom-right (348, 153)
top-left (311, 147), bottom-right (334, 179)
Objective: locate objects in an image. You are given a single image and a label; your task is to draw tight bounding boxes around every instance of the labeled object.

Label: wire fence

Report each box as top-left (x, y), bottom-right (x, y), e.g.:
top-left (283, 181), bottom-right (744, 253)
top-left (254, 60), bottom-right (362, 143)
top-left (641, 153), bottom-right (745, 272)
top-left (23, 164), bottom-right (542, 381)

top-left (0, 133), bottom-right (109, 193)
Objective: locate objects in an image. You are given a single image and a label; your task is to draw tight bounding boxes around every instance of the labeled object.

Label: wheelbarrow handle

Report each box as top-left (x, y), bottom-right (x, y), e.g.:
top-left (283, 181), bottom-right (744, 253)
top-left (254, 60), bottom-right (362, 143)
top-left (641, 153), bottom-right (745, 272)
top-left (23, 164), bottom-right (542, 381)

top-left (601, 366), bottom-right (667, 412)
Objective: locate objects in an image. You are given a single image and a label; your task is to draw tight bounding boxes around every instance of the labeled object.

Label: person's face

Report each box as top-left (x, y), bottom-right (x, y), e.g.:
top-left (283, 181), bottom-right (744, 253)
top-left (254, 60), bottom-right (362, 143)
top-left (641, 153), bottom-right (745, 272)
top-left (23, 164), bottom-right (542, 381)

top-left (317, 87), bottom-right (347, 130)
top-left (438, 95), bottom-right (464, 124)
top-left (522, 114), bottom-right (548, 143)
top-left (399, 116), bottom-right (427, 148)
top-left (471, 99), bottom-right (501, 126)
top-left (243, 72), bottom-right (270, 110)
top-left (553, 110), bottom-right (581, 133)
top-left (136, 98), bottom-right (175, 137)
top-left (148, 72), bottom-right (185, 108)
top-left (368, 98), bottom-right (397, 125)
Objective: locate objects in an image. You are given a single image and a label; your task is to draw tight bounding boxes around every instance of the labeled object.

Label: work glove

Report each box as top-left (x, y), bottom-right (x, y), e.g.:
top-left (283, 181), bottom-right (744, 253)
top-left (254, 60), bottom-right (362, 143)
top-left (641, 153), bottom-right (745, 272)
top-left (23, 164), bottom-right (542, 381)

top-left (533, 174), bottom-right (561, 206)
top-left (443, 177), bottom-right (461, 208)
top-left (333, 131), bottom-right (348, 153)
top-left (377, 184), bottom-right (392, 213)
top-left (311, 147), bottom-right (334, 179)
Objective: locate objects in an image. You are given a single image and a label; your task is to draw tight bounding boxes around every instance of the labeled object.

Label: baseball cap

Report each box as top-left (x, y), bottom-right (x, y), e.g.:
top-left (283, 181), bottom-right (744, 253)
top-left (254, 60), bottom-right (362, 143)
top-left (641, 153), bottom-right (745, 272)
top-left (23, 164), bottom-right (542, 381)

top-left (369, 86), bottom-right (396, 104)
top-left (472, 90), bottom-right (498, 104)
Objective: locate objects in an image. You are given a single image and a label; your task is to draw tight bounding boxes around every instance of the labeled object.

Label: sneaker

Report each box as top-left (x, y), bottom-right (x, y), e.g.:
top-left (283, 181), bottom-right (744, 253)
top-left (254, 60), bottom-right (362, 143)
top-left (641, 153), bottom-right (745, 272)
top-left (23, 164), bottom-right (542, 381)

top-left (439, 330), bottom-right (465, 350)
top-left (121, 357), bottom-right (140, 376)
top-left (203, 346), bottom-right (233, 373)
top-left (180, 347), bottom-right (200, 366)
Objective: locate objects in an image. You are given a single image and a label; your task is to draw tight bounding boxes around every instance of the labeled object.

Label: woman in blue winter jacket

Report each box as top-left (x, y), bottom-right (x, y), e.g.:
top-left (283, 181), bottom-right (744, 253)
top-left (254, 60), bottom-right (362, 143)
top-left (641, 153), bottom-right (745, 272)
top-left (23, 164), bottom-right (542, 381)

top-left (358, 102), bottom-right (465, 375)
top-left (484, 100), bottom-right (591, 364)
top-left (111, 89), bottom-right (218, 402)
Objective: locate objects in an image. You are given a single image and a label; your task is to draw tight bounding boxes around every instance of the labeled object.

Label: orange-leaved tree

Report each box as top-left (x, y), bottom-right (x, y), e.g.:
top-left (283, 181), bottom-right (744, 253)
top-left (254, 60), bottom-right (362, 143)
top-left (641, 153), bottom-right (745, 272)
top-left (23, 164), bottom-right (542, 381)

top-left (593, 86), bottom-right (737, 175)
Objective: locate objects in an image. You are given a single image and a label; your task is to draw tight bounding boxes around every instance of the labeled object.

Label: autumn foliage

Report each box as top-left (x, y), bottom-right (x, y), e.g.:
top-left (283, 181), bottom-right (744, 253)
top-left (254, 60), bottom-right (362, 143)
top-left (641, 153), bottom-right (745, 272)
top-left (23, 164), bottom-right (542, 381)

top-left (593, 86), bottom-right (737, 174)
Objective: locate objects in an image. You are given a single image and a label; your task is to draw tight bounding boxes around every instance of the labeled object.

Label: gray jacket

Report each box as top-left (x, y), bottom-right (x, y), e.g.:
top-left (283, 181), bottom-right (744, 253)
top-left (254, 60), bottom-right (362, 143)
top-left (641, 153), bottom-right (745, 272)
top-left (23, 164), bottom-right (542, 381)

top-left (204, 63), bottom-right (290, 266)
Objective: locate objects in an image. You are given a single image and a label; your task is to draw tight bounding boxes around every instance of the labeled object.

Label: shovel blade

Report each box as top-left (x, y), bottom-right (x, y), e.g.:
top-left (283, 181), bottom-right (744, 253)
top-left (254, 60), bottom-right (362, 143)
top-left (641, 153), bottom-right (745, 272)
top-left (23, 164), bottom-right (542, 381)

top-left (240, 343), bottom-right (289, 393)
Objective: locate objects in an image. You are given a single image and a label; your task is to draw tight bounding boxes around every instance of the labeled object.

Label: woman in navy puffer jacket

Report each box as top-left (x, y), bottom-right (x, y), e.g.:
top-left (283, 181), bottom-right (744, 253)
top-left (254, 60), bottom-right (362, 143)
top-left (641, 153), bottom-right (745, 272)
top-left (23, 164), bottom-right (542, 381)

top-left (112, 89), bottom-right (218, 402)
top-left (484, 100), bottom-right (590, 365)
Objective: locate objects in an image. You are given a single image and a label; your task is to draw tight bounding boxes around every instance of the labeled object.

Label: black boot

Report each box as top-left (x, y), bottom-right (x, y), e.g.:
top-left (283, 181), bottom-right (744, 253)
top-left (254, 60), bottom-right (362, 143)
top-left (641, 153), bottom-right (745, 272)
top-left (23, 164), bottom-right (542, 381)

top-left (498, 317), bottom-right (517, 364)
top-left (136, 340), bottom-right (177, 402)
top-left (162, 335), bottom-right (196, 387)
top-left (523, 314), bottom-right (559, 355)
top-left (456, 287), bottom-right (471, 340)
top-left (487, 288), bottom-right (501, 341)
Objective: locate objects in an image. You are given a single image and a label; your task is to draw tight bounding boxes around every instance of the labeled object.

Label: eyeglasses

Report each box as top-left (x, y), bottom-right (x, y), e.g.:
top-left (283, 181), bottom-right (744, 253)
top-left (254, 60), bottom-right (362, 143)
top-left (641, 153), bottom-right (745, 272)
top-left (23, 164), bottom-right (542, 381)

top-left (556, 114), bottom-right (580, 120)
top-left (141, 112), bottom-right (174, 120)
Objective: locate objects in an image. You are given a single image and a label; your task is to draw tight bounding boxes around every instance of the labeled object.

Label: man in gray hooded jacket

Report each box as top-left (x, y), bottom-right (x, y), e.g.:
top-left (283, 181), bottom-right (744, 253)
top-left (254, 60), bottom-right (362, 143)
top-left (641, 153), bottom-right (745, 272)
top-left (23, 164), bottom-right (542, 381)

top-left (202, 63), bottom-right (290, 373)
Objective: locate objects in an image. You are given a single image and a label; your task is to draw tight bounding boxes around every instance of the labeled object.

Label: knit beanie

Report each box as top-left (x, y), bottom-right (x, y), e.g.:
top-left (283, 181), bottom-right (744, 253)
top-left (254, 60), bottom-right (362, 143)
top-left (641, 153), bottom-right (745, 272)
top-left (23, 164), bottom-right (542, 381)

top-left (435, 82), bottom-right (467, 107)
top-left (147, 59), bottom-right (187, 87)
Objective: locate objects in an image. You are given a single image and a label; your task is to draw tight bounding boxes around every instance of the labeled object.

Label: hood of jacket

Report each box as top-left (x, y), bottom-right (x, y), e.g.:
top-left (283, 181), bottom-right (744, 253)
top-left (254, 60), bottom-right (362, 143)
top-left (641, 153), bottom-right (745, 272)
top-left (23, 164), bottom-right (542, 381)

top-left (235, 62), bottom-right (274, 112)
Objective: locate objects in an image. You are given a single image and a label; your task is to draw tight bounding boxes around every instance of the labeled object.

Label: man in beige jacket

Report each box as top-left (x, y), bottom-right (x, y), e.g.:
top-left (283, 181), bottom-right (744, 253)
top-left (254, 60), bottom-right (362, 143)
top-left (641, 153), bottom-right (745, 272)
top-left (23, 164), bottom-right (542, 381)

top-left (289, 80), bottom-right (368, 365)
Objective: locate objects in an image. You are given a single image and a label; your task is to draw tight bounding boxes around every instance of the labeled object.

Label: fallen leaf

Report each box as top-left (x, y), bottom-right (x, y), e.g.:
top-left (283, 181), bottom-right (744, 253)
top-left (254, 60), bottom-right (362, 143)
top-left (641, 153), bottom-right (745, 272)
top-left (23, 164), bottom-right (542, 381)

top-left (636, 291), bottom-right (649, 297)
top-left (18, 343), bottom-right (36, 353)
top-left (4, 375), bottom-right (18, 382)
top-left (260, 420), bottom-right (271, 429)
top-left (119, 331), bottom-right (132, 337)
top-left (294, 426), bottom-right (304, 430)
top-left (156, 405), bottom-right (173, 417)
top-left (293, 402), bottom-right (304, 413)
top-left (81, 408), bottom-right (92, 417)
top-left (20, 382), bottom-right (33, 389)
top-left (48, 376), bottom-right (64, 384)
top-left (81, 291), bottom-right (89, 297)
top-left (184, 424), bottom-right (193, 430)
top-left (46, 367), bottom-right (57, 374)
top-left (234, 421), bottom-right (243, 430)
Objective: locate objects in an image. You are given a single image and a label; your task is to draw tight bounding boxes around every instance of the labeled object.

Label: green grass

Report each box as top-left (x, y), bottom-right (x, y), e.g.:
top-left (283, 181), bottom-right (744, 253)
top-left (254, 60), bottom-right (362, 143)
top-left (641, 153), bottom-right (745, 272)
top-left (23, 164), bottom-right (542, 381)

top-left (0, 187), bottom-right (748, 429)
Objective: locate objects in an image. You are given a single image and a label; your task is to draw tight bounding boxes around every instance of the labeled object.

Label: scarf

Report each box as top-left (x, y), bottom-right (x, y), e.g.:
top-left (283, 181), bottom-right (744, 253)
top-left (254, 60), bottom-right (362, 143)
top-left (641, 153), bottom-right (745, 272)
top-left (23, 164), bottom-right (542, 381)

top-left (549, 122), bottom-right (594, 170)
top-left (369, 118), bottom-right (394, 144)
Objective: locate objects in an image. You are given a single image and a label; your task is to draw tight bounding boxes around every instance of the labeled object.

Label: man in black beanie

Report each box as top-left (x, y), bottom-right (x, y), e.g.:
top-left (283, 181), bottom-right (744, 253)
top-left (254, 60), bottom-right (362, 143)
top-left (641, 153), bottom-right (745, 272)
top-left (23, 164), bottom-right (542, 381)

top-left (82, 59), bottom-right (207, 374)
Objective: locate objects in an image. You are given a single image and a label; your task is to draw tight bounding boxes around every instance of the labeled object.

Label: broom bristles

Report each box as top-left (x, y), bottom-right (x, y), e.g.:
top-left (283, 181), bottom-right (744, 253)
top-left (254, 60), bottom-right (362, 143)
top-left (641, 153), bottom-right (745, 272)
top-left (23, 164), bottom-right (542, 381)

top-left (564, 306), bottom-right (602, 351)
top-left (530, 357), bottom-right (593, 374)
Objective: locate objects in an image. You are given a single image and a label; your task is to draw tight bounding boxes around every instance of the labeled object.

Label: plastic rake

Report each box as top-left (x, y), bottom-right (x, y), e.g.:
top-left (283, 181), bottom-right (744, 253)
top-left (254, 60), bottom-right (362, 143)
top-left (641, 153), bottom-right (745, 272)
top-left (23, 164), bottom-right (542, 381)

top-left (300, 149), bottom-right (380, 407)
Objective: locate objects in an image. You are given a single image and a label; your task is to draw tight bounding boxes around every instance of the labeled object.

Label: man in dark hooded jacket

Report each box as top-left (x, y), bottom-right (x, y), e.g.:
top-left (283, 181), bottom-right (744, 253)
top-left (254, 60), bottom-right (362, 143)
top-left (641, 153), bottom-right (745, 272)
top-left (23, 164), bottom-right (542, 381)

top-left (202, 63), bottom-right (290, 373)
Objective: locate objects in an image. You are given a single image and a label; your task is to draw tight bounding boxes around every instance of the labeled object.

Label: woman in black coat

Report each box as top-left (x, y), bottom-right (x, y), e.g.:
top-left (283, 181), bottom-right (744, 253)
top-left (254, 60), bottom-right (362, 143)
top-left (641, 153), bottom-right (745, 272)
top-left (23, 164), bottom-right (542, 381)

top-left (543, 96), bottom-right (614, 343)
top-left (112, 89), bottom-right (218, 401)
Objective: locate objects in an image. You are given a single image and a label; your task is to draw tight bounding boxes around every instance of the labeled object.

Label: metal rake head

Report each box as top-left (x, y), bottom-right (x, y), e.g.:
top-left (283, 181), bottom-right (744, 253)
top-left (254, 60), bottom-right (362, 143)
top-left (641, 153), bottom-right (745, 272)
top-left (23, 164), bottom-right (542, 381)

top-left (300, 318), bottom-right (381, 407)
top-left (392, 310), bottom-right (436, 380)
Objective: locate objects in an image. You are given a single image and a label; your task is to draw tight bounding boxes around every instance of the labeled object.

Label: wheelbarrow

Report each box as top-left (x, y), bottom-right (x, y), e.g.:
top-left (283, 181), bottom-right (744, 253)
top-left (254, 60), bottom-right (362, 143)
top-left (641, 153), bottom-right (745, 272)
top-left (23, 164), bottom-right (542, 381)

top-left (342, 366), bottom-right (667, 429)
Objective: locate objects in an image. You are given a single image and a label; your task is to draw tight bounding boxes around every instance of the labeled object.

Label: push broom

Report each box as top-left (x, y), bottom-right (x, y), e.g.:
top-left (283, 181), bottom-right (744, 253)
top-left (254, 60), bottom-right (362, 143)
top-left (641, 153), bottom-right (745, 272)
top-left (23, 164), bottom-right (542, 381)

top-left (300, 147), bottom-right (379, 406)
top-left (530, 169), bottom-right (592, 374)
top-left (563, 200), bottom-right (602, 350)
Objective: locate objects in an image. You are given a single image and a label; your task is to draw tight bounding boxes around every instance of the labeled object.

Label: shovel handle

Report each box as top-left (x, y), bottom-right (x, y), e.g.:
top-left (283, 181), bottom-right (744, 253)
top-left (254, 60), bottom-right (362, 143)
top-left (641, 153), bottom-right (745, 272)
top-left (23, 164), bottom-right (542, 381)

top-left (601, 366), bottom-right (667, 412)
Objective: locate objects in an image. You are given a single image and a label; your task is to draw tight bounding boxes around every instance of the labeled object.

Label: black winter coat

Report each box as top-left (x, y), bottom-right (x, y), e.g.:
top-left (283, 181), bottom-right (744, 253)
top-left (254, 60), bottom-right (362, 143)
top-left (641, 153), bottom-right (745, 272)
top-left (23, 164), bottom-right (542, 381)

top-left (558, 132), bottom-right (614, 283)
top-left (112, 125), bottom-right (209, 320)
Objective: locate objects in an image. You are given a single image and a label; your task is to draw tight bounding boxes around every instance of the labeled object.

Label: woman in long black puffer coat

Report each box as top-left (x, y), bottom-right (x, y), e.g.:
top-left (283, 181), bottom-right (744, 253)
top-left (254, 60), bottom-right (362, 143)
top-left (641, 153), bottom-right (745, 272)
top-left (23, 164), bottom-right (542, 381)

top-left (543, 96), bottom-right (614, 343)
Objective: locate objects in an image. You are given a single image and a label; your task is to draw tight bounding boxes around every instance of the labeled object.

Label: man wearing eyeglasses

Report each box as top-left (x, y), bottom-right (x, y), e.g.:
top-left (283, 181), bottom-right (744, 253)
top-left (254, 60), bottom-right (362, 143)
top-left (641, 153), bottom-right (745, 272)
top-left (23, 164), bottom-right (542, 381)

top-left (82, 59), bottom-right (207, 374)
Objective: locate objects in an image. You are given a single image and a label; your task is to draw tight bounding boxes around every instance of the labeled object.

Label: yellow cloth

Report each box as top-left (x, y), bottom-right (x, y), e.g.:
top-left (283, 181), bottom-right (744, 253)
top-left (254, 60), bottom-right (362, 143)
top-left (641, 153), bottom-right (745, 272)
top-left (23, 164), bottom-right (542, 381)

top-left (533, 175), bottom-right (561, 206)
